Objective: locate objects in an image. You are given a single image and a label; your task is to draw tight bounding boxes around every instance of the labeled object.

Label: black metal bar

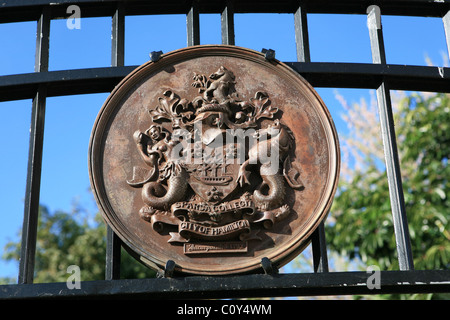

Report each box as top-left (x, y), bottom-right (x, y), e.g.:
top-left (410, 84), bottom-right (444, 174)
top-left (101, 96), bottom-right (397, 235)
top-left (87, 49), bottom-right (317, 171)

top-left (444, 10), bottom-right (450, 61)
top-left (2, 270), bottom-right (450, 299)
top-left (105, 227), bottom-right (122, 280)
top-left (311, 222), bottom-right (329, 273)
top-left (34, 9), bottom-right (50, 73)
top-left (367, 5), bottom-right (414, 271)
top-left (111, 2), bottom-right (125, 67)
top-left (2, 0), bottom-right (450, 23)
top-left (286, 62), bottom-right (450, 91)
top-left (221, 0), bottom-right (235, 45)
top-left (367, 6), bottom-right (386, 65)
top-left (18, 86), bottom-right (47, 285)
top-left (187, 1), bottom-right (200, 46)
top-left (294, 2), bottom-right (328, 273)
top-left (0, 66), bottom-right (136, 102)
top-left (105, 2), bottom-right (126, 281)
top-left (18, 6), bottom-right (50, 285)
top-left (294, 3), bottom-right (310, 63)
top-left (1, 63), bottom-right (449, 103)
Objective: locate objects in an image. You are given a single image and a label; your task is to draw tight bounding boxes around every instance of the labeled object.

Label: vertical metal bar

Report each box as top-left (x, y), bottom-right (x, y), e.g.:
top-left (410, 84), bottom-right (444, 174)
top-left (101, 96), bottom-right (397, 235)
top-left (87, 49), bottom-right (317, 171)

top-left (34, 9), bottom-right (50, 73)
top-left (106, 3), bottom-right (125, 281)
top-left (311, 222), bottom-right (329, 273)
top-left (295, 3), bottom-right (328, 272)
top-left (18, 6), bottom-right (50, 284)
top-left (367, 6), bottom-right (386, 65)
top-left (443, 10), bottom-right (450, 61)
top-left (106, 227), bottom-right (122, 280)
top-left (294, 3), bottom-right (311, 63)
top-left (367, 5), bottom-right (414, 271)
top-left (111, 2), bottom-right (125, 67)
top-left (221, 0), bottom-right (235, 45)
top-left (187, 1), bottom-right (200, 46)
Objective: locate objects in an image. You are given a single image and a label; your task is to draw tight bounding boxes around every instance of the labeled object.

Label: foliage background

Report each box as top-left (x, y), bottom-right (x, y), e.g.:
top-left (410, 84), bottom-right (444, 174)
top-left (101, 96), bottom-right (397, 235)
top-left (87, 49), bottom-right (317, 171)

top-left (1, 206), bottom-right (155, 284)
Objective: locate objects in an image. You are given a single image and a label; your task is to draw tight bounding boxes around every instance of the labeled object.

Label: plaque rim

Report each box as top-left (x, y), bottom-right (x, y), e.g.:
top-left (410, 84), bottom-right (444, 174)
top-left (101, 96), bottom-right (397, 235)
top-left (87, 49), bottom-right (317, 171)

top-left (89, 45), bottom-right (340, 275)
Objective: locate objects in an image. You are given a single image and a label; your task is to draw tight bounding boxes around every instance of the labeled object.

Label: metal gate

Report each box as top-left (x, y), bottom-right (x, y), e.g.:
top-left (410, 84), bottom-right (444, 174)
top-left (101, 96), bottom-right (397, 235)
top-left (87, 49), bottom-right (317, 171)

top-left (0, 0), bottom-right (449, 299)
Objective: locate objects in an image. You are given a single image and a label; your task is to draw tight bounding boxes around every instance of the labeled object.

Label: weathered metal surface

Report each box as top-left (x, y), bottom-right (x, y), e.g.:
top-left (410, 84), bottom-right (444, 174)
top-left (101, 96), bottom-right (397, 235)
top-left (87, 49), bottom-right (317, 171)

top-left (89, 45), bottom-right (340, 275)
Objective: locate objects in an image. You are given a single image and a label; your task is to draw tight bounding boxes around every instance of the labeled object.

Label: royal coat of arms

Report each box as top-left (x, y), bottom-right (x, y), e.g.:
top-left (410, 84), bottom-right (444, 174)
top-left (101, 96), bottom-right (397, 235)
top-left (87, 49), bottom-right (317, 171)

top-left (89, 46), bottom-right (340, 275)
top-left (126, 65), bottom-right (304, 252)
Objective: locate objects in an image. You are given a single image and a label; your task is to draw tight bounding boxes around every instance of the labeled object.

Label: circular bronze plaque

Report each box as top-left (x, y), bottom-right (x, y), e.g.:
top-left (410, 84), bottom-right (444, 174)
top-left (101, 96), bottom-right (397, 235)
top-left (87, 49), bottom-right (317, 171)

top-left (89, 45), bottom-right (339, 275)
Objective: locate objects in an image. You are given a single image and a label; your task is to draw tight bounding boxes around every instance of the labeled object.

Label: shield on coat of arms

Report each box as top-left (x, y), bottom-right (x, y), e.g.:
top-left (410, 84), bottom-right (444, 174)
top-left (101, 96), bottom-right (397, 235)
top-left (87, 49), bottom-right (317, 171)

top-left (183, 112), bottom-right (242, 203)
top-left (185, 145), bottom-right (240, 203)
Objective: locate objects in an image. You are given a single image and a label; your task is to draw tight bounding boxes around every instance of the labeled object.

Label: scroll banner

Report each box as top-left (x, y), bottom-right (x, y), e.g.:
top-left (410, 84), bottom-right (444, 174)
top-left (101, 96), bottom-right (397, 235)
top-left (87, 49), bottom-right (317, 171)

top-left (149, 198), bottom-right (280, 243)
top-left (169, 219), bottom-right (252, 243)
top-left (171, 198), bottom-right (255, 216)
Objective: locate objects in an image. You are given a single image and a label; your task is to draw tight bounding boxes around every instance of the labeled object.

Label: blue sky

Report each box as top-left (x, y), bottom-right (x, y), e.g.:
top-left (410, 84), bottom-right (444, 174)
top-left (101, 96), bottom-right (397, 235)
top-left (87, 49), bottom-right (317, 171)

top-left (0, 11), bottom-right (448, 279)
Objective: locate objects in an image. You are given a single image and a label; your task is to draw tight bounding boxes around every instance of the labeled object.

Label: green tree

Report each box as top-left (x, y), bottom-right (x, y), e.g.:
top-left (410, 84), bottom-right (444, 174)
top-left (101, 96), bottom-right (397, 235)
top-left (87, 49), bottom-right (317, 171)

top-left (2, 205), bottom-right (155, 284)
top-left (326, 92), bottom-right (449, 298)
